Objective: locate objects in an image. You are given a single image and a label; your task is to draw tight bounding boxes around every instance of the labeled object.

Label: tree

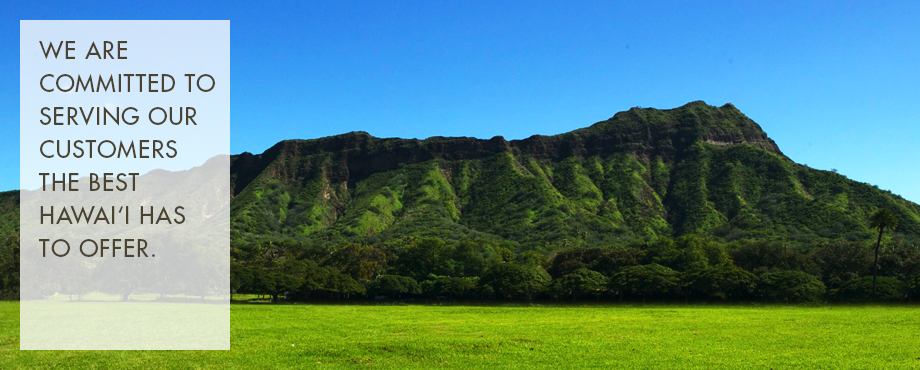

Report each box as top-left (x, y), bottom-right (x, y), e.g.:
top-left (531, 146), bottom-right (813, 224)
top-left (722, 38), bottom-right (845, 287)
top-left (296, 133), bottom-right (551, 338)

top-left (877, 239), bottom-right (920, 301)
top-left (683, 265), bottom-right (756, 302)
top-left (230, 260), bottom-right (254, 296)
top-left (515, 251), bottom-right (549, 268)
top-left (730, 240), bottom-right (818, 276)
top-left (832, 276), bottom-right (906, 303)
top-left (757, 271), bottom-right (825, 303)
top-left (328, 243), bottom-right (388, 284)
top-left (297, 263), bottom-right (365, 299)
top-left (263, 257), bottom-right (308, 303)
top-left (730, 241), bottom-right (787, 273)
top-left (393, 237), bottom-right (451, 280)
top-left (479, 263), bottom-right (551, 300)
top-left (450, 241), bottom-right (495, 277)
top-left (552, 268), bottom-right (608, 301)
top-left (323, 270), bottom-right (366, 298)
top-left (0, 233), bottom-right (20, 300)
top-left (547, 246), bottom-right (641, 279)
top-left (245, 240), bottom-right (308, 302)
top-left (421, 275), bottom-right (478, 299)
top-left (869, 208), bottom-right (899, 297)
top-left (370, 275), bottom-right (421, 298)
top-left (648, 235), bottom-right (728, 272)
top-left (812, 241), bottom-right (872, 290)
top-left (612, 264), bottom-right (680, 302)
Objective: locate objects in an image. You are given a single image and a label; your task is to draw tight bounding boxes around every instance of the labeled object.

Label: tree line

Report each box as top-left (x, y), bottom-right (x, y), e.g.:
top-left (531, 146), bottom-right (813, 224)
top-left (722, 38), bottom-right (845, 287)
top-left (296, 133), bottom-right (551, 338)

top-left (1, 208), bottom-right (917, 303)
top-left (230, 209), bottom-right (920, 304)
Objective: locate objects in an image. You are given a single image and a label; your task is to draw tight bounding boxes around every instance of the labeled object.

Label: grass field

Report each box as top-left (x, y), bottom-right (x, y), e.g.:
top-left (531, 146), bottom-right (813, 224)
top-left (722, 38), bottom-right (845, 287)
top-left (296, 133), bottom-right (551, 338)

top-left (1, 301), bottom-right (918, 369)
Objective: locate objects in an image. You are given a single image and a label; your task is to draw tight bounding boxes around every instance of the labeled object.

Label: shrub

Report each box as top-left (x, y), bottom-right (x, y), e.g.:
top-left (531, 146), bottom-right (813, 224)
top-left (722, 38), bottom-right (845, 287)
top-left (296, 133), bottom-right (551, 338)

top-left (612, 264), bottom-right (681, 300)
top-left (479, 263), bottom-right (551, 300)
top-left (551, 268), bottom-right (608, 300)
top-left (683, 265), bottom-right (757, 301)
top-left (758, 270), bottom-right (825, 303)
top-left (832, 276), bottom-right (907, 303)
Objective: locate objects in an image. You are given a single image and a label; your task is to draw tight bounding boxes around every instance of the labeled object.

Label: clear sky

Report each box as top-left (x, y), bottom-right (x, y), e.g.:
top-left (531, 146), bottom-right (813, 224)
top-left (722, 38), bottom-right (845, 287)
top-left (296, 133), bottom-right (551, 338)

top-left (1, 1), bottom-right (918, 203)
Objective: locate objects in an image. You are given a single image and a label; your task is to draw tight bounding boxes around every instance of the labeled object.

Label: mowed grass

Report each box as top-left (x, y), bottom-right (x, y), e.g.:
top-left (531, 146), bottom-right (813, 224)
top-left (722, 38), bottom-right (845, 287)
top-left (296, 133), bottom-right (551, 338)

top-left (1, 302), bottom-right (919, 369)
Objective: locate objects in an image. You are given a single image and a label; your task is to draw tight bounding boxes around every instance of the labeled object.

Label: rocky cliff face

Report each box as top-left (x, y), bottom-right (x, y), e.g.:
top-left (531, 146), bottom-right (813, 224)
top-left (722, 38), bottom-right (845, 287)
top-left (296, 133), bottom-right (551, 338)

top-left (231, 101), bottom-right (782, 196)
top-left (227, 101), bottom-right (919, 250)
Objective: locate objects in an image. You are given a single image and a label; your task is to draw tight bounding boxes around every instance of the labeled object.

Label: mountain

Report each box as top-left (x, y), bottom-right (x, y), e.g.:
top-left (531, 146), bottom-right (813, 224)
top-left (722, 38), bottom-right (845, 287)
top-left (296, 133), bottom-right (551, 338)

top-left (228, 101), bottom-right (920, 251)
top-left (3, 101), bottom-right (919, 301)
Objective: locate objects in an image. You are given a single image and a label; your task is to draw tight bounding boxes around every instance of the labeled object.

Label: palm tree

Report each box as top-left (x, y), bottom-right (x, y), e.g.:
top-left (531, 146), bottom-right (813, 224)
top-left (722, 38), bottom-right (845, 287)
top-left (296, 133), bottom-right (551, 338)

top-left (868, 208), bottom-right (899, 297)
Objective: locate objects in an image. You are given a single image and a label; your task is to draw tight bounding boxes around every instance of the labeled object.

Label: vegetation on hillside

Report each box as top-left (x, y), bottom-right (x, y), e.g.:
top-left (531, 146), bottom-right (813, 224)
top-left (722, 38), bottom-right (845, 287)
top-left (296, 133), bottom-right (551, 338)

top-left (3, 102), bottom-right (920, 303)
top-left (229, 102), bottom-right (920, 252)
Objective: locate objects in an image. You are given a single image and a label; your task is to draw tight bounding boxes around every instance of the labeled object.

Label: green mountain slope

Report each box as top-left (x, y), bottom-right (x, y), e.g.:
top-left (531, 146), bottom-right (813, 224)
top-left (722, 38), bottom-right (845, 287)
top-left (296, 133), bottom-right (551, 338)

top-left (229, 101), bottom-right (920, 251)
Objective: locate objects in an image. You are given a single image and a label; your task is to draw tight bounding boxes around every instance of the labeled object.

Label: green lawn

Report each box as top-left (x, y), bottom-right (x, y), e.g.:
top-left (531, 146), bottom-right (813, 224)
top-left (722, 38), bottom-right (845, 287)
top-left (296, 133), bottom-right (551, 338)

top-left (1, 301), bottom-right (918, 369)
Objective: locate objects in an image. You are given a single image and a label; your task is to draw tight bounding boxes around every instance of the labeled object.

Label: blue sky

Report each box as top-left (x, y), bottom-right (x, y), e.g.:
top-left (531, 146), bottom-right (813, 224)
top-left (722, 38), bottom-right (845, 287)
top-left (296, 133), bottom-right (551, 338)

top-left (2, 1), bottom-right (918, 203)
